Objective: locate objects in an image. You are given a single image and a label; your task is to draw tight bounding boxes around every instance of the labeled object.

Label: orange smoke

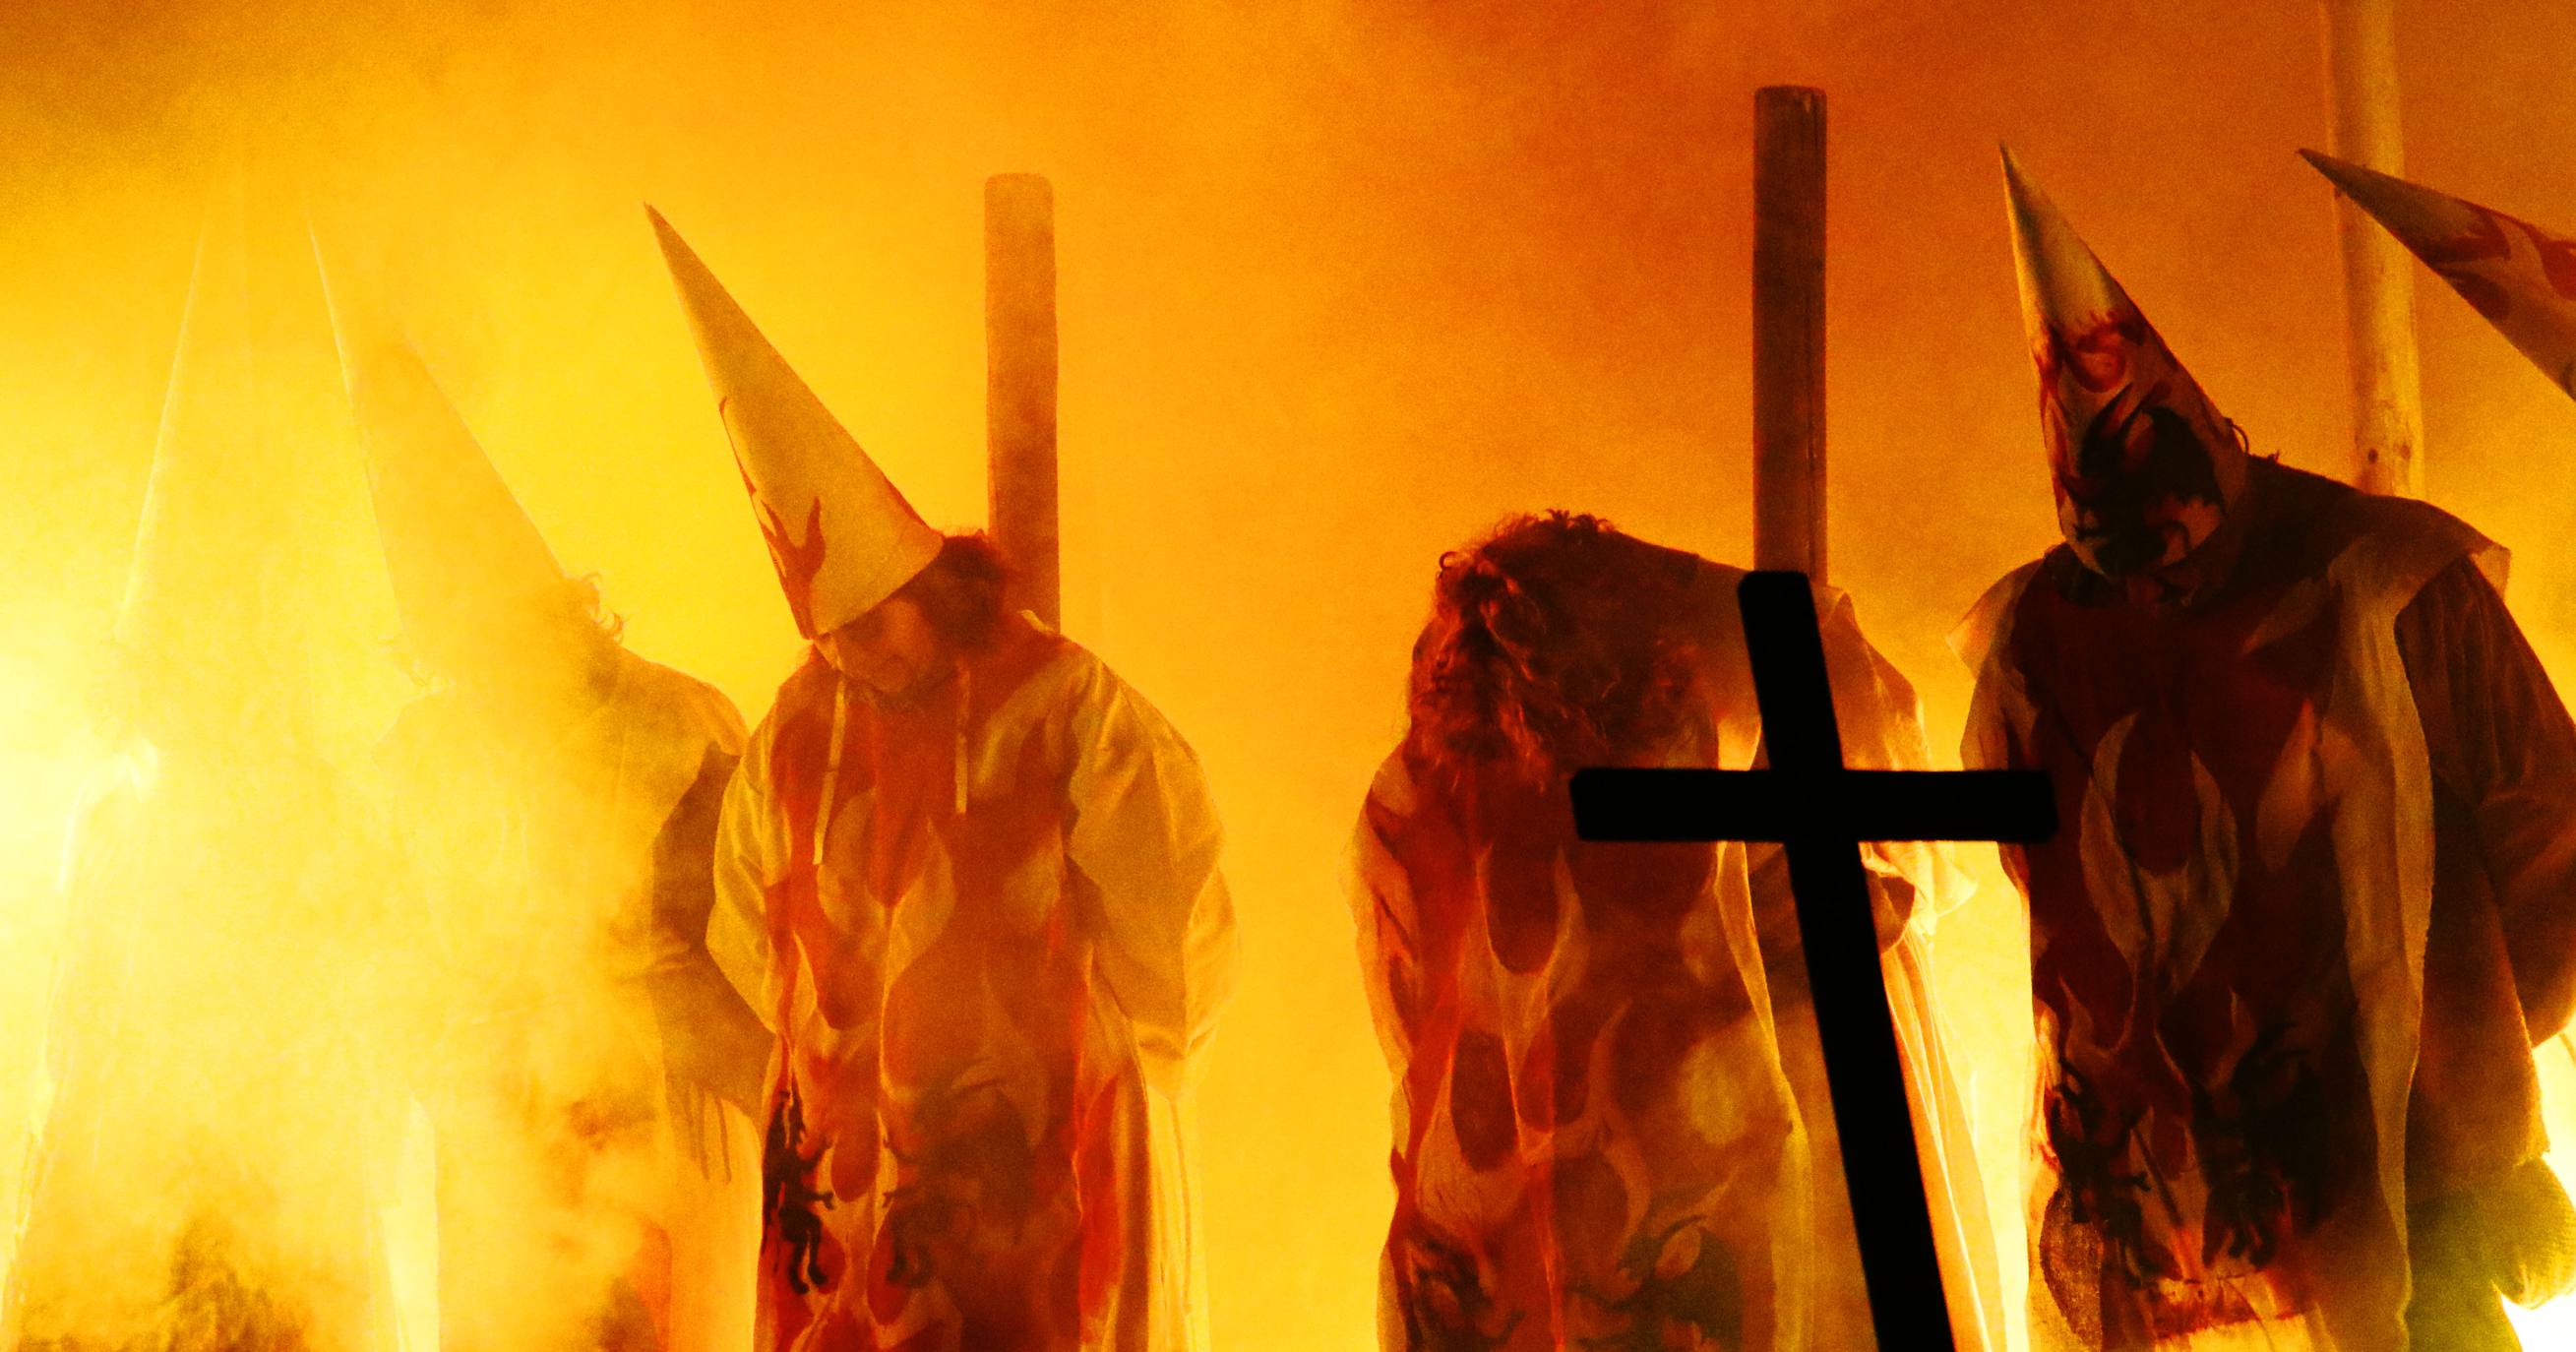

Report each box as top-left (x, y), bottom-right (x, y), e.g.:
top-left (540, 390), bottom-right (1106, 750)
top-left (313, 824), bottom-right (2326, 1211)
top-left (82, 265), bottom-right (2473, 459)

top-left (6, 3), bottom-right (2576, 1348)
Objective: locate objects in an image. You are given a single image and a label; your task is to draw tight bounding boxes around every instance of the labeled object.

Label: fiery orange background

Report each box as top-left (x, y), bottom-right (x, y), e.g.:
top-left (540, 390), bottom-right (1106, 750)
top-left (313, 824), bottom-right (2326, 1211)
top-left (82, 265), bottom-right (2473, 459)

top-left (7, 3), bottom-right (2576, 1348)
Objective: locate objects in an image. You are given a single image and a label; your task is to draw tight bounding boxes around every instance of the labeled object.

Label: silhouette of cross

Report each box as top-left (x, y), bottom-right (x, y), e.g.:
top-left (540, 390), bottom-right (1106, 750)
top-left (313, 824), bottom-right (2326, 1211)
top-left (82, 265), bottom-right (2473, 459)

top-left (1570, 573), bottom-right (2055, 1352)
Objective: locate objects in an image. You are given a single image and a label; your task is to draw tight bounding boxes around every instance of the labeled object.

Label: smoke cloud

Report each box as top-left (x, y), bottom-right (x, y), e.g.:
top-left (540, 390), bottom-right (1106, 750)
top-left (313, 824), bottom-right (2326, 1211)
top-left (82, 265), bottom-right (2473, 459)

top-left (8, 2), bottom-right (2576, 1347)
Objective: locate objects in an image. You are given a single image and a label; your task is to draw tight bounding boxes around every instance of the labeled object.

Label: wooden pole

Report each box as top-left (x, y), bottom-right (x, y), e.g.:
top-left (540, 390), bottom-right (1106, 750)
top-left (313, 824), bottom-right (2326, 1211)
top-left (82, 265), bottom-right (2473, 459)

top-left (1753, 87), bottom-right (1827, 581)
top-left (2320, 0), bottom-right (2424, 498)
top-left (985, 173), bottom-right (1062, 628)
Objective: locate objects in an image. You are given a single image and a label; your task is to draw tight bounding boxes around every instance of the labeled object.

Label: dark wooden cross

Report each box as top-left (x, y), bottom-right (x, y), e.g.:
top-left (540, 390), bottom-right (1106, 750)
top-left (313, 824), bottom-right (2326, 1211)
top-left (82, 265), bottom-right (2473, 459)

top-left (1570, 572), bottom-right (2055, 1351)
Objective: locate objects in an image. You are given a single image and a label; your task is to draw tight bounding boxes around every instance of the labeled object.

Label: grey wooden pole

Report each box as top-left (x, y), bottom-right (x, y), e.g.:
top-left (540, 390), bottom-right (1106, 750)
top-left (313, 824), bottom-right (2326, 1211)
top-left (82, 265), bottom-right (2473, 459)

top-left (2320, 0), bottom-right (2424, 497)
top-left (985, 173), bottom-right (1062, 627)
top-left (1753, 87), bottom-right (1827, 580)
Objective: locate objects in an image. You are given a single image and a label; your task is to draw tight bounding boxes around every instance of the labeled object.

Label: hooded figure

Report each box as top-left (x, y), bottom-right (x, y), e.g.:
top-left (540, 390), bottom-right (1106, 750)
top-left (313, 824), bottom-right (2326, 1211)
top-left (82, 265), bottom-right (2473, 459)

top-left (650, 209), bottom-right (1237, 1352)
top-left (2003, 152), bottom-right (2250, 591)
top-left (1956, 151), bottom-right (2576, 1351)
top-left (317, 242), bottom-right (769, 1352)
top-left (1346, 512), bottom-right (2003, 1352)
top-left (2303, 150), bottom-right (2576, 399)
top-left (3, 186), bottom-right (411, 1351)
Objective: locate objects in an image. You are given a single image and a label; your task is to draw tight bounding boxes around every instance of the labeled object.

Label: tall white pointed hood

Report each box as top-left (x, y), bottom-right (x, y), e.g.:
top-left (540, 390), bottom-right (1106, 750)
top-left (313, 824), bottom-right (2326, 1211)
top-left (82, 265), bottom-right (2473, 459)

top-left (2304, 149), bottom-right (2576, 398)
top-left (119, 194), bottom-right (271, 660)
top-left (2004, 147), bottom-right (2247, 578)
top-left (108, 175), bottom-right (345, 752)
top-left (312, 233), bottom-right (568, 668)
top-left (646, 207), bottom-right (942, 640)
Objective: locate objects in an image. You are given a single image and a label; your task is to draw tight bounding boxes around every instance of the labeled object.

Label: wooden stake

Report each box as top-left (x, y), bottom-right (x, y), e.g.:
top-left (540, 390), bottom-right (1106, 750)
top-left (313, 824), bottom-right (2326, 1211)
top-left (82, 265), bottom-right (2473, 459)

top-left (1753, 87), bottom-right (1827, 581)
top-left (2320, 0), bottom-right (2424, 498)
top-left (985, 173), bottom-right (1062, 627)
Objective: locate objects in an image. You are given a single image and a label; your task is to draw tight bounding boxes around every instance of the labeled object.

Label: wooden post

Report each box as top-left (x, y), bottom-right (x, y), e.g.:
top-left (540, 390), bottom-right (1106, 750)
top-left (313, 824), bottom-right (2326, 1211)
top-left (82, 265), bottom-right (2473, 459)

top-left (985, 173), bottom-right (1062, 628)
top-left (2320, 0), bottom-right (2424, 498)
top-left (1753, 87), bottom-right (1827, 581)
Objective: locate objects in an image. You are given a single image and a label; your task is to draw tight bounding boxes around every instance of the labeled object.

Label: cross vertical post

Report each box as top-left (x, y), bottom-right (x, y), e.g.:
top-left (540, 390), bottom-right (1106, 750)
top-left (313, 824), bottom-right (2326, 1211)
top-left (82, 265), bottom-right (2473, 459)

top-left (986, 172), bottom-right (1062, 628)
top-left (2318, 0), bottom-right (2423, 498)
top-left (1571, 572), bottom-right (2054, 1350)
top-left (1753, 87), bottom-right (1827, 581)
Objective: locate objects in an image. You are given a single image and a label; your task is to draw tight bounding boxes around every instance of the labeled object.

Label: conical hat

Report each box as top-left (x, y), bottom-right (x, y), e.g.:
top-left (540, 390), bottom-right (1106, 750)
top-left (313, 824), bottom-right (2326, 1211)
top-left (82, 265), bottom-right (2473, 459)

top-left (108, 172), bottom-right (350, 754)
top-left (2303, 149), bottom-right (2576, 397)
top-left (646, 207), bottom-right (941, 639)
top-left (118, 185), bottom-right (280, 663)
top-left (2003, 148), bottom-right (2246, 576)
top-left (311, 231), bottom-right (567, 666)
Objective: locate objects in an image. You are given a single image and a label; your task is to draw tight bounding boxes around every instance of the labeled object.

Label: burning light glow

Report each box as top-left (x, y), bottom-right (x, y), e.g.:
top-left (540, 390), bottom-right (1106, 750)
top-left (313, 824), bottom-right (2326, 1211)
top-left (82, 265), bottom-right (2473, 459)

top-left (7, 3), bottom-right (2576, 1349)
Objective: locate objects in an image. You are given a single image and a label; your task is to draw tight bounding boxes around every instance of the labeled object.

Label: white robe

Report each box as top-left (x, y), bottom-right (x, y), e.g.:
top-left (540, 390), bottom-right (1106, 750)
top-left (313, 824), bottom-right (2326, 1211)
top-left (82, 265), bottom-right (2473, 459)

top-left (708, 613), bottom-right (1236, 1352)
top-left (380, 647), bottom-right (762, 1352)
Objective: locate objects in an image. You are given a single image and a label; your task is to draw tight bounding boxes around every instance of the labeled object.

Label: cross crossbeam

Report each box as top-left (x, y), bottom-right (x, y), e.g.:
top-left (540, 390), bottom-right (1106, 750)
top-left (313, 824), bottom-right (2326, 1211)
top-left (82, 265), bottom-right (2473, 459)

top-left (1574, 768), bottom-right (2054, 843)
top-left (1570, 572), bottom-right (2055, 1352)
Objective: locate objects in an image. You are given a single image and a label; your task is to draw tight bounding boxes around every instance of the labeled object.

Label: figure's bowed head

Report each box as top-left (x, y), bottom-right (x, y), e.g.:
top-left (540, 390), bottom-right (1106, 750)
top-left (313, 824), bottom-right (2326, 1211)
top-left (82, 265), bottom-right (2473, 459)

top-left (645, 205), bottom-right (964, 686)
top-left (2002, 147), bottom-right (2249, 584)
top-left (812, 533), bottom-right (1011, 703)
top-left (1405, 512), bottom-right (1707, 788)
top-left (405, 574), bottom-right (628, 716)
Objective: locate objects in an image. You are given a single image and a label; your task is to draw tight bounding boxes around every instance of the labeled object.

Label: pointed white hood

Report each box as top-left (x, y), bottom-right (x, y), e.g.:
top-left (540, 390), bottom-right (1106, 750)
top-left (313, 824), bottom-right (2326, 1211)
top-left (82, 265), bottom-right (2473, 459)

top-left (647, 207), bottom-right (942, 639)
top-left (2004, 148), bottom-right (2247, 577)
top-left (2305, 148), bottom-right (2576, 397)
top-left (313, 233), bottom-right (568, 667)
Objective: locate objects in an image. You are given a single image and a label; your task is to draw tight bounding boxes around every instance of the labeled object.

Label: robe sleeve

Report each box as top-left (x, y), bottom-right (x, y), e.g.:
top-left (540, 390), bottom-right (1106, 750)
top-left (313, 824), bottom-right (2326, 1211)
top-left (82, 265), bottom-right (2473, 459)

top-left (1063, 663), bottom-right (1239, 1097)
top-left (1953, 563), bottom-right (2046, 912)
top-left (1813, 589), bottom-right (1947, 948)
top-left (2395, 557), bottom-right (2576, 1041)
top-left (645, 741), bottom-right (772, 1116)
top-left (1346, 755), bottom-right (1422, 1080)
top-left (707, 712), bottom-right (784, 1032)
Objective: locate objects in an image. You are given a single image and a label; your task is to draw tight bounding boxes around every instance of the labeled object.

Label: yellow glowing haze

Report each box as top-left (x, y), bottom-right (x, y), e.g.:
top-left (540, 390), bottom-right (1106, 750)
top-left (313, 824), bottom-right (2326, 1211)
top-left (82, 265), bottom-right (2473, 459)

top-left (7, 3), bottom-right (2576, 1348)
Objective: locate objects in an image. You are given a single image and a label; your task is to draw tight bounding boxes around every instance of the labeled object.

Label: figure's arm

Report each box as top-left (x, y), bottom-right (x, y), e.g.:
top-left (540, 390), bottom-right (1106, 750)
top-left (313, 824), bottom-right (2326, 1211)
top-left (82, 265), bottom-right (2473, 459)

top-left (644, 742), bottom-right (772, 1116)
top-left (1065, 666), bottom-right (1239, 1097)
top-left (1346, 759), bottom-right (1422, 1077)
top-left (2397, 558), bottom-right (2576, 1040)
top-left (1954, 568), bottom-right (2051, 932)
top-left (1817, 590), bottom-right (1944, 944)
top-left (706, 718), bottom-right (783, 1037)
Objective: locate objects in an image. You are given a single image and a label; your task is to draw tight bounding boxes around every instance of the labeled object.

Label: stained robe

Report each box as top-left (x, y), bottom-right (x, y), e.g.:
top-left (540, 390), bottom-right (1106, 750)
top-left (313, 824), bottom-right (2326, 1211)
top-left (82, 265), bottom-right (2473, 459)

top-left (378, 646), bottom-right (765, 1352)
top-left (706, 612), bottom-right (1237, 1352)
top-left (1957, 459), bottom-right (2576, 1350)
top-left (1348, 555), bottom-right (2003, 1352)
